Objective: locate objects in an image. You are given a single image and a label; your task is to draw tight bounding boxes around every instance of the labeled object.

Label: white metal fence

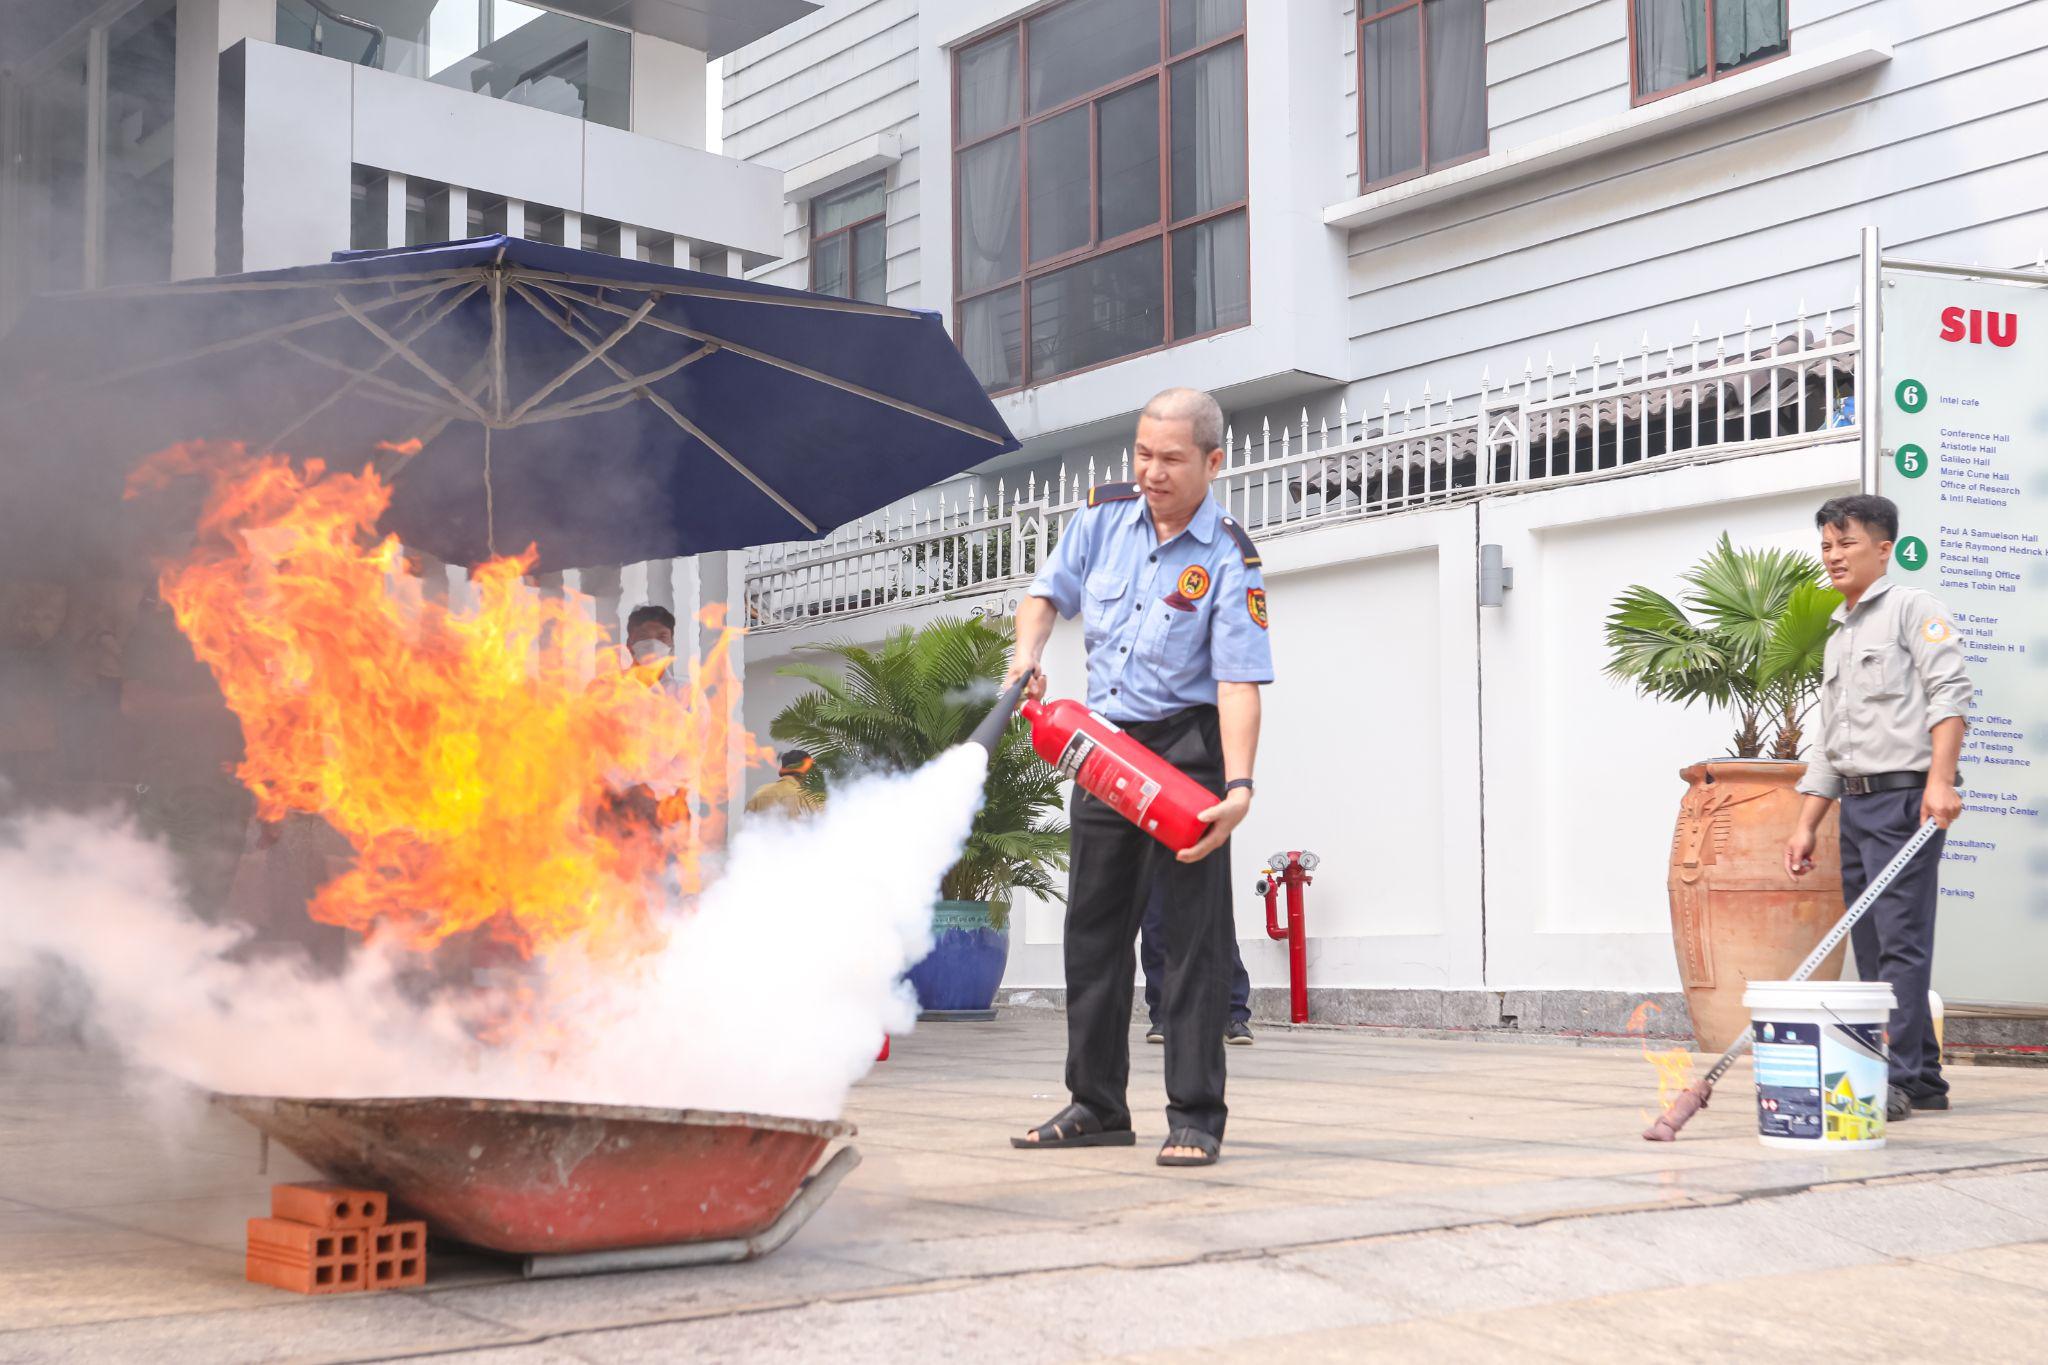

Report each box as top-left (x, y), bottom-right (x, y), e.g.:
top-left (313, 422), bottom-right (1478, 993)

top-left (744, 305), bottom-right (1860, 631)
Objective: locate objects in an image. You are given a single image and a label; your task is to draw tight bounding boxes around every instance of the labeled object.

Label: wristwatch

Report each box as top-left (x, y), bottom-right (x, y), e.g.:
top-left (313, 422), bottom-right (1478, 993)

top-left (1223, 778), bottom-right (1255, 797)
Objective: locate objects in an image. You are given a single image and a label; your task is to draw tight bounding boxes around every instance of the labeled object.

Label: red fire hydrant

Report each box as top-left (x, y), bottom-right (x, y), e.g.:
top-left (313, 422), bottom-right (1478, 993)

top-left (1257, 851), bottom-right (1319, 1024)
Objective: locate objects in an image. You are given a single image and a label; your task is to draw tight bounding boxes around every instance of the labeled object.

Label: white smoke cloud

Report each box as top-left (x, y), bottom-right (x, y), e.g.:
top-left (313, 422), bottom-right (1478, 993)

top-left (0, 745), bottom-right (988, 1121)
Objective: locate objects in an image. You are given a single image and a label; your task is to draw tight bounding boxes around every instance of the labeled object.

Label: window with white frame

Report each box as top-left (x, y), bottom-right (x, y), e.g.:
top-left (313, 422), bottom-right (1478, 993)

top-left (811, 175), bottom-right (888, 304)
top-left (952, 0), bottom-right (1249, 395)
top-left (1630, 0), bottom-right (1787, 103)
top-left (1357, 0), bottom-right (1486, 191)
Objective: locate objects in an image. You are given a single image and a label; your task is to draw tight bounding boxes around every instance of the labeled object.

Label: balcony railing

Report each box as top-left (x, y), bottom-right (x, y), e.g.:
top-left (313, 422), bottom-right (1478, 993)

top-left (743, 304), bottom-right (1860, 632)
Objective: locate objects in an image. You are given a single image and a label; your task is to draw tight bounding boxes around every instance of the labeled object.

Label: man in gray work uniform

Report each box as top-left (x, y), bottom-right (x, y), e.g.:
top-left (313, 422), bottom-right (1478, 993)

top-left (1786, 494), bottom-right (1972, 1121)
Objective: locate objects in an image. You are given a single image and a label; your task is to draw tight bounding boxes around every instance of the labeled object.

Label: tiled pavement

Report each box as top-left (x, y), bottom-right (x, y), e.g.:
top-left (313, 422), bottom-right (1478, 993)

top-left (5, 1013), bottom-right (2048, 1362)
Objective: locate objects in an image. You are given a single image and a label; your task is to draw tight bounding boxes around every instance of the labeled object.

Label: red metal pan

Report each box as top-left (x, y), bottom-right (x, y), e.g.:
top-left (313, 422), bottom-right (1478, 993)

top-left (215, 1094), bottom-right (858, 1276)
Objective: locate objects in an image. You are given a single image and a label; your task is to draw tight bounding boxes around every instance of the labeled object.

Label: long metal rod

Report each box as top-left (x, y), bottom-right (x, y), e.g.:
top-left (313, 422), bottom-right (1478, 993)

top-left (1859, 225), bottom-right (1882, 493)
top-left (1878, 256), bottom-right (2048, 286)
top-left (1698, 818), bottom-right (1942, 1090)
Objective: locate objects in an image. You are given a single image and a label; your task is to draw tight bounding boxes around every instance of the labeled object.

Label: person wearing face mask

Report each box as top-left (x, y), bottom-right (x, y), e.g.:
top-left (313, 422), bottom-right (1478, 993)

top-left (1786, 494), bottom-right (1973, 1122)
top-left (624, 604), bottom-right (682, 692)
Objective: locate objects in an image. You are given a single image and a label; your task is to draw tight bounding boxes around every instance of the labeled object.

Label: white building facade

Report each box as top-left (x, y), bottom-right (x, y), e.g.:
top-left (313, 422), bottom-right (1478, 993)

top-left (723, 0), bottom-right (2048, 1024)
top-left (0, 1), bottom-right (828, 320)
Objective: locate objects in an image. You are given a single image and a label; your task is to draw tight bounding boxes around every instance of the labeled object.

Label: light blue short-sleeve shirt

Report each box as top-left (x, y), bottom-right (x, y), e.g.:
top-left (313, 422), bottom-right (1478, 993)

top-left (1028, 488), bottom-right (1273, 723)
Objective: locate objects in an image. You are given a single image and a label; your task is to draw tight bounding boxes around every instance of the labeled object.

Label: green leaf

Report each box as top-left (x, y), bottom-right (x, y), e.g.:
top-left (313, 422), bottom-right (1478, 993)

top-left (768, 615), bottom-right (1070, 905)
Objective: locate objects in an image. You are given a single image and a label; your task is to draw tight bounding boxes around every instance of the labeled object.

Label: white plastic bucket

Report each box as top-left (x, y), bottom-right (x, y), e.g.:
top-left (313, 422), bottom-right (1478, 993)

top-left (1741, 980), bottom-right (1897, 1151)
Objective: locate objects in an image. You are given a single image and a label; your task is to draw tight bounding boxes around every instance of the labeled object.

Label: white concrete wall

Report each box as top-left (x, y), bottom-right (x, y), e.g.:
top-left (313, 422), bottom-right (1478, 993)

top-left (740, 444), bottom-right (1861, 994)
top-left (222, 33), bottom-right (783, 274)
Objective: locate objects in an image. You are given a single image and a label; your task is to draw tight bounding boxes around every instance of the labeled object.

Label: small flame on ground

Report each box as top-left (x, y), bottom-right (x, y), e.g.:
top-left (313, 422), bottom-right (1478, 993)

top-left (1626, 1001), bottom-right (1698, 1116)
top-left (127, 441), bottom-right (770, 961)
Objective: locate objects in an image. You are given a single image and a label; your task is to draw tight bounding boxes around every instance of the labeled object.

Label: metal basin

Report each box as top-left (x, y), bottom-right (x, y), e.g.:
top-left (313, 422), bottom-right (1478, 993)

top-left (216, 1094), bottom-right (854, 1259)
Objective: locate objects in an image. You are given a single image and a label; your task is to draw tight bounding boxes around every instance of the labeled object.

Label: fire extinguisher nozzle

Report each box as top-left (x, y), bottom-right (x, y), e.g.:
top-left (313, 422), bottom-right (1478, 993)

top-left (966, 672), bottom-right (1032, 754)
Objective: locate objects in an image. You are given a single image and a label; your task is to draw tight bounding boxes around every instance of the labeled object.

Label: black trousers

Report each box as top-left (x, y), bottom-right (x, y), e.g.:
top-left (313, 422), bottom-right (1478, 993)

top-left (1063, 705), bottom-right (1234, 1140)
top-left (1840, 786), bottom-right (1948, 1100)
top-left (1140, 880), bottom-right (1251, 1027)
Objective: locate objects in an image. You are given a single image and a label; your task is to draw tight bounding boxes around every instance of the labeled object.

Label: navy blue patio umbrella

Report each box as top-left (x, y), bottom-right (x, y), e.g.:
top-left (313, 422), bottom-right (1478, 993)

top-left (0, 235), bottom-right (1017, 572)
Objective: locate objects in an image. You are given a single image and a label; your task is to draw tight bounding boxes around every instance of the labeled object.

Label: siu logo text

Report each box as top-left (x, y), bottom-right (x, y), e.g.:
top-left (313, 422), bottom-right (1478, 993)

top-left (1938, 307), bottom-right (2018, 347)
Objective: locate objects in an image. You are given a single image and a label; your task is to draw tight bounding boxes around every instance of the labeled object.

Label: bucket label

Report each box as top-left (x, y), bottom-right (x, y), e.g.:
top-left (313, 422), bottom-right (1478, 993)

top-left (1819, 1021), bottom-right (1889, 1143)
top-left (1754, 1020), bottom-right (1824, 1141)
top-left (1753, 1018), bottom-right (1889, 1142)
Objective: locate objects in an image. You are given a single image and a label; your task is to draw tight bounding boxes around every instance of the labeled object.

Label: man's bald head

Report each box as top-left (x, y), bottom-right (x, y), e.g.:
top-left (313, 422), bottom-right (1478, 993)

top-left (1141, 387), bottom-right (1225, 455)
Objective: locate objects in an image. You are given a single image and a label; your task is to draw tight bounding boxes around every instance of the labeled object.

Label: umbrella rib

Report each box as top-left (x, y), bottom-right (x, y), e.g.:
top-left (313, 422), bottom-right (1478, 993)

top-left (0, 279), bottom-right (464, 414)
top-left (512, 266), bottom-right (912, 319)
top-left (50, 268), bottom-right (479, 300)
top-left (260, 285), bottom-right (478, 449)
top-left (273, 340), bottom-right (464, 416)
top-left (517, 346), bottom-right (715, 425)
top-left (509, 281), bottom-right (820, 535)
top-left (532, 282), bottom-right (1010, 445)
top-left (504, 292), bottom-right (663, 424)
top-left (336, 293), bottom-right (493, 426)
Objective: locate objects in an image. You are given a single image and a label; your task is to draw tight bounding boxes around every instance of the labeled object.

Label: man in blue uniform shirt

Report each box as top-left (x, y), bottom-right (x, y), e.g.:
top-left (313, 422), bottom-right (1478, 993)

top-left (1005, 387), bottom-right (1273, 1167)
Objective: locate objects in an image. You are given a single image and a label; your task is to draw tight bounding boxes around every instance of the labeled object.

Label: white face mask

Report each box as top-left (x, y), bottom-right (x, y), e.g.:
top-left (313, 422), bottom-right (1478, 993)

top-left (630, 637), bottom-right (672, 665)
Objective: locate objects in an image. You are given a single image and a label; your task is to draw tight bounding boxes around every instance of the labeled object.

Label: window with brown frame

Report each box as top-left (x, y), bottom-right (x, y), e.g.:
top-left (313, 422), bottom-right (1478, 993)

top-left (1358, 0), bottom-right (1487, 192)
top-left (1630, 0), bottom-right (1787, 104)
top-left (952, 0), bottom-right (1249, 395)
top-left (811, 175), bottom-right (888, 304)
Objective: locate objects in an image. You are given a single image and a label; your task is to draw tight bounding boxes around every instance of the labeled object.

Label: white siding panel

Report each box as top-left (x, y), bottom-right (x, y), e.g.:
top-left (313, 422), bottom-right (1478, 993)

top-left (1487, 40), bottom-right (1629, 134)
top-left (723, 0), bottom-right (924, 301)
top-left (1340, 0), bottom-right (2048, 401)
top-left (1488, 3), bottom-right (1625, 84)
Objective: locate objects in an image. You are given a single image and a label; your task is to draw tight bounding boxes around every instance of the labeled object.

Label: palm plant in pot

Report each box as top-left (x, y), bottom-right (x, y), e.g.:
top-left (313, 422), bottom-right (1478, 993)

top-left (769, 616), bottom-right (1069, 1017)
top-left (1603, 534), bottom-right (1845, 1052)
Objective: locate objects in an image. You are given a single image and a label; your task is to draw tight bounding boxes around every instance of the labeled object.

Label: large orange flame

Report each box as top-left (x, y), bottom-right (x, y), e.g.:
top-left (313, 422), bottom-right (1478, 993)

top-left (1626, 1001), bottom-right (1698, 1115)
top-left (129, 442), bottom-right (768, 958)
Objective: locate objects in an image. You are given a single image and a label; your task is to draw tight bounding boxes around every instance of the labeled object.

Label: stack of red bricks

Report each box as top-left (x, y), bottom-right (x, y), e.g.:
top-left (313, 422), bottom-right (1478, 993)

top-left (246, 1183), bottom-right (427, 1295)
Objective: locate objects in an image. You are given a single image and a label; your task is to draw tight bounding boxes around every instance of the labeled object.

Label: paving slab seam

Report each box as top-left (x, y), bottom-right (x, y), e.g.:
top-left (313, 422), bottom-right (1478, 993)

top-left (285, 1160), bottom-right (2048, 1364)
top-left (17, 1153), bottom-right (2045, 1352)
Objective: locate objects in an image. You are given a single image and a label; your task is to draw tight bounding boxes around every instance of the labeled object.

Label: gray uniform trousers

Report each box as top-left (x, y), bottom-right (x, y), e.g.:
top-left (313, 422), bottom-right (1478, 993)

top-left (1841, 785), bottom-right (1948, 1100)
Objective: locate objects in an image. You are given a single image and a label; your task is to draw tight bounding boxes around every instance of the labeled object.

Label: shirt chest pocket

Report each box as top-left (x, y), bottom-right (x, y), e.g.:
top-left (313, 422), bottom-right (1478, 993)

top-left (1856, 643), bottom-right (1908, 701)
top-left (1083, 572), bottom-right (1129, 649)
top-left (1136, 589), bottom-right (1200, 665)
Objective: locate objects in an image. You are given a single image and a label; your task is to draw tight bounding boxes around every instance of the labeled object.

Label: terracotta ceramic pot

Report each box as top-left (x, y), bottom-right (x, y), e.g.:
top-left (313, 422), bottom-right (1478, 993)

top-left (1668, 760), bottom-right (1846, 1053)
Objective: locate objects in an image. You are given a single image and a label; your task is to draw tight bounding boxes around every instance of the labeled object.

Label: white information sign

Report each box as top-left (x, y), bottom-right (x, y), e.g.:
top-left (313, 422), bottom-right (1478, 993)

top-left (1877, 269), bottom-right (2048, 1004)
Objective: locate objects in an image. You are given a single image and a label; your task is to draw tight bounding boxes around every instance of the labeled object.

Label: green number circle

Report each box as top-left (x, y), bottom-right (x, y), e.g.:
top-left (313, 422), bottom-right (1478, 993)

top-left (1895, 379), bottom-right (1928, 413)
top-left (1895, 444), bottom-right (1928, 478)
top-left (1895, 535), bottom-right (1928, 571)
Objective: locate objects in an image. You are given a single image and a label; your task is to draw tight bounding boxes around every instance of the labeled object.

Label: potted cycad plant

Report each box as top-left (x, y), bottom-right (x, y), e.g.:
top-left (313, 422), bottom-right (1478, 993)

top-left (1603, 534), bottom-right (1845, 1052)
top-left (770, 616), bottom-right (1069, 1018)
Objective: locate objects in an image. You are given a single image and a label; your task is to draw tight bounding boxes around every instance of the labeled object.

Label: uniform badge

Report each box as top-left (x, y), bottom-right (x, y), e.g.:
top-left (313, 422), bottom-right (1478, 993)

top-left (1246, 587), bottom-right (1268, 630)
top-left (1177, 565), bottom-right (1211, 601)
top-left (1922, 617), bottom-right (1952, 644)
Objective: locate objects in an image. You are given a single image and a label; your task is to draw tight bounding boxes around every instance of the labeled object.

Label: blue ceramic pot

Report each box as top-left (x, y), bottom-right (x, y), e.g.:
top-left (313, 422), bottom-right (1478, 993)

top-left (905, 900), bottom-right (1010, 1014)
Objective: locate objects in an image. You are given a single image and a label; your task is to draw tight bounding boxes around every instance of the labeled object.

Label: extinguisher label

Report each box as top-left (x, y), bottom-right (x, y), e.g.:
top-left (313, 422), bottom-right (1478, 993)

top-left (1056, 732), bottom-right (1162, 827)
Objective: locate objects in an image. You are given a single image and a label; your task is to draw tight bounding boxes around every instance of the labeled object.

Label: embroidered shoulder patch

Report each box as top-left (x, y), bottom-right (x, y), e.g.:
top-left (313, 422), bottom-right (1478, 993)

top-left (1922, 616), bottom-right (1952, 644)
top-left (1177, 564), bottom-right (1211, 601)
top-left (1246, 587), bottom-right (1268, 630)
top-left (1088, 481), bottom-right (1140, 507)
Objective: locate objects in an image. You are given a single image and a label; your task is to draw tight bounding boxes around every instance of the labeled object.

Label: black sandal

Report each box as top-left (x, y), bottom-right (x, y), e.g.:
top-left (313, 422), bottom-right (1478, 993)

top-left (1010, 1102), bottom-right (1136, 1149)
top-left (1157, 1126), bottom-right (1220, 1167)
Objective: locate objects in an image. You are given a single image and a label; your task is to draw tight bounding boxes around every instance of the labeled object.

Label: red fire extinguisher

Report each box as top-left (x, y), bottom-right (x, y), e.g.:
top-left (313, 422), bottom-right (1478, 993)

top-left (970, 674), bottom-right (1219, 853)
